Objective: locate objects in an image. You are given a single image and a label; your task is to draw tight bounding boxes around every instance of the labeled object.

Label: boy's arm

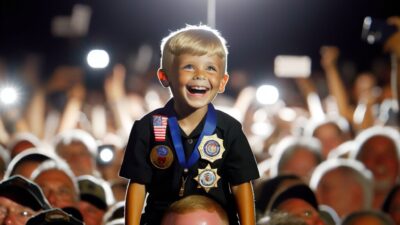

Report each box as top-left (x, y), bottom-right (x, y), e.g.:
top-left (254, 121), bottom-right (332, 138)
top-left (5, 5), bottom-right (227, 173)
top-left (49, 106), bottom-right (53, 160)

top-left (126, 181), bottom-right (146, 225)
top-left (231, 181), bottom-right (256, 225)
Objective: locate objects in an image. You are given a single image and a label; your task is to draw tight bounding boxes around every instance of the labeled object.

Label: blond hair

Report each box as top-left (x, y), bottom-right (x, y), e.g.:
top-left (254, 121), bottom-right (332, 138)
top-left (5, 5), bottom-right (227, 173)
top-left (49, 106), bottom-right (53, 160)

top-left (160, 24), bottom-right (228, 73)
top-left (162, 195), bottom-right (228, 225)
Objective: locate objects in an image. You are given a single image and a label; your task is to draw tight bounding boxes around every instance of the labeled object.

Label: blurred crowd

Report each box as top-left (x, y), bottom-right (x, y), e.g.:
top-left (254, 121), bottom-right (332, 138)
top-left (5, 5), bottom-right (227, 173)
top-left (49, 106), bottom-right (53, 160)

top-left (0, 17), bottom-right (399, 225)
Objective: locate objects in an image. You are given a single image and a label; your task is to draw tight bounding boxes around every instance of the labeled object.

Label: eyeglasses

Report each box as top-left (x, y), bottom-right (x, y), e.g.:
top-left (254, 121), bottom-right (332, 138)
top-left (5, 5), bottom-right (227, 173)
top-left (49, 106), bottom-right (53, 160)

top-left (0, 205), bottom-right (35, 222)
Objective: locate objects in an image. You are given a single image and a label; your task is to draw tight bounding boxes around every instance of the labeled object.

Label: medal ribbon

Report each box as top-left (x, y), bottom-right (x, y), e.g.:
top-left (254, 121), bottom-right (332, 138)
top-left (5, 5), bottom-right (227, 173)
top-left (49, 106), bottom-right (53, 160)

top-left (168, 103), bottom-right (217, 170)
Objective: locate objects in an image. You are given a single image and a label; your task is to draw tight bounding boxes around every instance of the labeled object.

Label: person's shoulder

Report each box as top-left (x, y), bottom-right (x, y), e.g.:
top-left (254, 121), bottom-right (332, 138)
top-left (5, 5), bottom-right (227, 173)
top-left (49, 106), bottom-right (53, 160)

top-left (135, 106), bottom-right (168, 125)
top-left (215, 109), bottom-right (242, 129)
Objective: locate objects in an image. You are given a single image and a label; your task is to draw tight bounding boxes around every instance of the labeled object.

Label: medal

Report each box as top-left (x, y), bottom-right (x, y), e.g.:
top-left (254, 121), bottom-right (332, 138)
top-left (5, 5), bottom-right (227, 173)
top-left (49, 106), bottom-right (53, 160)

top-left (198, 134), bottom-right (224, 163)
top-left (150, 145), bottom-right (174, 169)
top-left (194, 164), bottom-right (220, 192)
top-left (166, 100), bottom-right (217, 196)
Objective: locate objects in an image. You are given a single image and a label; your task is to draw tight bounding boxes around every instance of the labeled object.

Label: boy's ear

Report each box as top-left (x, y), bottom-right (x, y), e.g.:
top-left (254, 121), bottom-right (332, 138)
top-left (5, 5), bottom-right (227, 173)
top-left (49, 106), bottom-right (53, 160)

top-left (218, 74), bottom-right (230, 93)
top-left (157, 69), bottom-right (170, 87)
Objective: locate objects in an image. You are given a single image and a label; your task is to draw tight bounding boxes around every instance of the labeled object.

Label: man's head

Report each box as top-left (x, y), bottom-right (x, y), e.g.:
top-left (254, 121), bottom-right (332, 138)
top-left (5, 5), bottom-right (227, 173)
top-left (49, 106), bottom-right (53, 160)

top-left (31, 159), bottom-right (80, 209)
top-left (270, 136), bottom-right (322, 182)
top-left (157, 25), bottom-right (229, 111)
top-left (0, 175), bottom-right (51, 225)
top-left (26, 208), bottom-right (84, 225)
top-left (77, 175), bottom-right (114, 225)
top-left (54, 129), bottom-right (98, 176)
top-left (4, 148), bottom-right (56, 179)
top-left (309, 158), bottom-right (373, 218)
top-left (351, 127), bottom-right (400, 195)
top-left (342, 210), bottom-right (394, 225)
top-left (269, 184), bottom-right (325, 225)
top-left (161, 195), bottom-right (228, 225)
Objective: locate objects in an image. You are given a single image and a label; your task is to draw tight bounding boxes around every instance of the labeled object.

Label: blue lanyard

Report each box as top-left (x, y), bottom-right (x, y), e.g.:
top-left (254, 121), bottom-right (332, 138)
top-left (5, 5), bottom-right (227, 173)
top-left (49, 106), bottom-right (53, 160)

top-left (168, 104), bottom-right (217, 170)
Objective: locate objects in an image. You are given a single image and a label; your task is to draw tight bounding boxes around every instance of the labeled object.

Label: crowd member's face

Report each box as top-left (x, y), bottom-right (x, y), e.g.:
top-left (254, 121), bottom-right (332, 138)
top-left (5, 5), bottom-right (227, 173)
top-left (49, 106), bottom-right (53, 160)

top-left (280, 148), bottom-right (319, 182)
top-left (162, 209), bottom-right (226, 225)
top-left (316, 169), bottom-right (364, 218)
top-left (57, 141), bottom-right (95, 176)
top-left (0, 196), bottom-right (36, 225)
top-left (313, 123), bottom-right (344, 159)
top-left (346, 215), bottom-right (387, 225)
top-left (358, 136), bottom-right (399, 192)
top-left (387, 188), bottom-right (400, 225)
top-left (78, 201), bottom-right (105, 225)
top-left (277, 199), bottom-right (325, 225)
top-left (34, 169), bottom-right (78, 208)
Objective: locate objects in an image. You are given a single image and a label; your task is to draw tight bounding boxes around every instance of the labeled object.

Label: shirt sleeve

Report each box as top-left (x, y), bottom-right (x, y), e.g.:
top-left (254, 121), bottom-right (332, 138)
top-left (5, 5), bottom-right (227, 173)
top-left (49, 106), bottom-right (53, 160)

top-left (119, 118), bottom-right (153, 184)
top-left (223, 120), bottom-right (260, 185)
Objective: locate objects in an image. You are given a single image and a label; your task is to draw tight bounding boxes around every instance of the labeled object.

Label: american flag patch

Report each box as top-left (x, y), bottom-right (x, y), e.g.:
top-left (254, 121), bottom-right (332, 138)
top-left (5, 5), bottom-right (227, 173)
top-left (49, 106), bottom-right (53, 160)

top-left (153, 115), bottom-right (168, 142)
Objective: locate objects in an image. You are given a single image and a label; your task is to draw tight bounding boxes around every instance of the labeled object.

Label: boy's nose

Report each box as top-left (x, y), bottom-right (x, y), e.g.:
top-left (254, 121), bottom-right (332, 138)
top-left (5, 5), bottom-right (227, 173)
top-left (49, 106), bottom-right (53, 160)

top-left (193, 74), bottom-right (205, 80)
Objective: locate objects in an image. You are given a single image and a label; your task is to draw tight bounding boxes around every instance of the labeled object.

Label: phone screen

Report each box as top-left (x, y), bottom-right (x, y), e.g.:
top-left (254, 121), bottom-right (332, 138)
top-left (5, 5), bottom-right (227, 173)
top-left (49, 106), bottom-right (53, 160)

top-left (274, 55), bottom-right (311, 78)
top-left (361, 17), bottom-right (397, 44)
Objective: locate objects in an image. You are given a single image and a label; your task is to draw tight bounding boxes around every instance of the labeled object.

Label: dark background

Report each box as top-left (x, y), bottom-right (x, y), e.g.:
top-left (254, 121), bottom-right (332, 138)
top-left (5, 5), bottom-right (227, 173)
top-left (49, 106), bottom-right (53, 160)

top-left (0, 0), bottom-right (399, 83)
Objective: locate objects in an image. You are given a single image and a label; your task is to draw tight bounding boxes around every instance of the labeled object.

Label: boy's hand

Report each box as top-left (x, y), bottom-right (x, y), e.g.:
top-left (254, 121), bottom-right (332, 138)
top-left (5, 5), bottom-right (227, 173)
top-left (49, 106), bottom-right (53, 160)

top-left (384, 17), bottom-right (400, 58)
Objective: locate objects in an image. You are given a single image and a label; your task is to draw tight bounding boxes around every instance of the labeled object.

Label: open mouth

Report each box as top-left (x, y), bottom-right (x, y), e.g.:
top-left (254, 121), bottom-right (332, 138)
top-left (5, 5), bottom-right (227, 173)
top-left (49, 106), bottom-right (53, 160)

top-left (187, 85), bottom-right (210, 95)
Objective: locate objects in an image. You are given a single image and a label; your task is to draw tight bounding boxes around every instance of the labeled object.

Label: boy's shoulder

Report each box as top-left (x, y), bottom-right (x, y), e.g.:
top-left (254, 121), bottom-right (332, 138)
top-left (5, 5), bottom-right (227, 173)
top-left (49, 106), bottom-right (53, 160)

top-left (215, 108), bottom-right (242, 129)
top-left (136, 104), bottom-right (242, 129)
top-left (137, 107), bottom-right (168, 123)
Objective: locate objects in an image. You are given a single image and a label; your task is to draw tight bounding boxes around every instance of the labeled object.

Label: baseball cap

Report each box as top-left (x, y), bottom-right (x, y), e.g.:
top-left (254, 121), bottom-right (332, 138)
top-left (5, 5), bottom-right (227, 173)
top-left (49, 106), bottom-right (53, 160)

top-left (26, 208), bottom-right (84, 225)
top-left (0, 175), bottom-right (51, 211)
top-left (77, 175), bottom-right (113, 210)
top-left (270, 184), bottom-right (319, 212)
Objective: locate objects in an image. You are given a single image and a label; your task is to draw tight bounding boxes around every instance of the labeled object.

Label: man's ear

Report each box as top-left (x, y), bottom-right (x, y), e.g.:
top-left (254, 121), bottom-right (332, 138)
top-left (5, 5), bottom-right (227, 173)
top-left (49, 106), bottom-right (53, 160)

top-left (157, 69), bottom-right (170, 87)
top-left (218, 74), bottom-right (229, 93)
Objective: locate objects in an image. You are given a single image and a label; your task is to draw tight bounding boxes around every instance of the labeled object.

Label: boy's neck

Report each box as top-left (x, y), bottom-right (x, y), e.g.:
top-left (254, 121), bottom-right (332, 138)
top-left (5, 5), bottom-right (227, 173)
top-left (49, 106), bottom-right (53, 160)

top-left (173, 104), bottom-right (208, 136)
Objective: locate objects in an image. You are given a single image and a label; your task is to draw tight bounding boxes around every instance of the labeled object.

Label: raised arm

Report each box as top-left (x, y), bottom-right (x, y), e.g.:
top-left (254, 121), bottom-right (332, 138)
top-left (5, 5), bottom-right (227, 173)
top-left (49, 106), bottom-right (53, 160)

top-left (104, 64), bottom-right (133, 139)
top-left (385, 17), bottom-right (400, 111)
top-left (320, 46), bottom-right (353, 120)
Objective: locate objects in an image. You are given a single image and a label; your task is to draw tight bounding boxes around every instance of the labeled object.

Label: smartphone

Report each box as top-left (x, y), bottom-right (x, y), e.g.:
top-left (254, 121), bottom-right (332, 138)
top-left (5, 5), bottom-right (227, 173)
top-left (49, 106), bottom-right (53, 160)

top-left (361, 16), bottom-right (397, 44)
top-left (274, 55), bottom-right (311, 78)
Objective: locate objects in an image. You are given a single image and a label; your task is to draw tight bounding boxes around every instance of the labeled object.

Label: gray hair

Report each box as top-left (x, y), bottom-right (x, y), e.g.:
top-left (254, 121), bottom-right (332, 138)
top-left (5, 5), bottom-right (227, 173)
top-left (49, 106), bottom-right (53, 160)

top-left (270, 136), bottom-right (323, 178)
top-left (309, 158), bottom-right (373, 209)
top-left (30, 159), bottom-right (80, 197)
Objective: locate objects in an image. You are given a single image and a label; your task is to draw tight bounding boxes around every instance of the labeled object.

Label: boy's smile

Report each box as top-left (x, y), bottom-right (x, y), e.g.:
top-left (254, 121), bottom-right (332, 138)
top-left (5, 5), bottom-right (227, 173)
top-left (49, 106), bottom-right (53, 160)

top-left (158, 53), bottom-right (229, 114)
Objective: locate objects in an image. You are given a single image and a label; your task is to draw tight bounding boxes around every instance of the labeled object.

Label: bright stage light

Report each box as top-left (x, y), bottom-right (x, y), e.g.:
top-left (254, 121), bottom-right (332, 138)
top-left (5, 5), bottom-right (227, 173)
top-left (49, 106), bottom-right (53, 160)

top-left (256, 84), bottom-right (279, 105)
top-left (87, 49), bottom-right (110, 69)
top-left (0, 86), bottom-right (19, 106)
top-left (97, 145), bottom-right (115, 165)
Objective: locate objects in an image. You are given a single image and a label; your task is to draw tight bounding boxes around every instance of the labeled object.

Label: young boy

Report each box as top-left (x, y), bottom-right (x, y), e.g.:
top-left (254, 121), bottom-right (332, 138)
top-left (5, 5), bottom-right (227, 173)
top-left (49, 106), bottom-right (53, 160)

top-left (119, 24), bottom-right (259, 225)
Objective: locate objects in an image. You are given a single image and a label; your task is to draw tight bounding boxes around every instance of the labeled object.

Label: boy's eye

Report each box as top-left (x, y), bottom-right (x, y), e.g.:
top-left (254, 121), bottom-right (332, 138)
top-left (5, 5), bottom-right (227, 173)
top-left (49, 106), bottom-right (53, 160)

top-left (207, 66), bottom-right (217, 72)
top-left (183, 64), bottom-right (194, 70)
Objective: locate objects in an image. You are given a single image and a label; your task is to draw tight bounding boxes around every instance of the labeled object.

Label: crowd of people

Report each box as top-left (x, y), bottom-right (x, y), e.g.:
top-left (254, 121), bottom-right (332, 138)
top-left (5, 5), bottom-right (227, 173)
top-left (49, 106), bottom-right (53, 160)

top-left (0, 16), bottom-right (399, 225)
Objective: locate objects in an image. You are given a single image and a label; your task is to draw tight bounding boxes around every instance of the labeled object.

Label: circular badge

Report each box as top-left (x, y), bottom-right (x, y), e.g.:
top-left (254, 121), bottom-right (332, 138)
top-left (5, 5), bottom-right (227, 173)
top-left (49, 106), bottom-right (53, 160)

top-left (199, 170), bottom-right (216, 187)
top-left (150, 145), bottom-right (173, 169)
top-left (194, 164), bottom-right (221, 192)
top-left (204, 140), bottom-right (220, 157)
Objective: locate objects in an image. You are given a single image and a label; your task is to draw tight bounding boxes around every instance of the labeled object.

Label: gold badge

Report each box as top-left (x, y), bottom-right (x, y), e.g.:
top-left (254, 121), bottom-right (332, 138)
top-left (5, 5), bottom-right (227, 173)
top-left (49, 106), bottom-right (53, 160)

top-left (150, 145), bottom-right (174, 169)
top-left (198, 134), bottom-right (224, 163)
top-left (194, 164), bottom-right (220, 192)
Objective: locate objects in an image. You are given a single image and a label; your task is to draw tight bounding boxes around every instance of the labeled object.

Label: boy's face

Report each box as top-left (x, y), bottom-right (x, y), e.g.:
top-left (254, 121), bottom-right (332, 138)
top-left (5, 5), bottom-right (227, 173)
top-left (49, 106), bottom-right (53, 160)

top-left (158, 53), bottom-right (229, 111)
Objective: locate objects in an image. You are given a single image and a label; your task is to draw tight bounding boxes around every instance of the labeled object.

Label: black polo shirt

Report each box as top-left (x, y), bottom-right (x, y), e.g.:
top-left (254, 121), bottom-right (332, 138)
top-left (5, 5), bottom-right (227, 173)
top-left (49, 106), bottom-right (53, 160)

top-left (120, 104), bottom-right (260, 225)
